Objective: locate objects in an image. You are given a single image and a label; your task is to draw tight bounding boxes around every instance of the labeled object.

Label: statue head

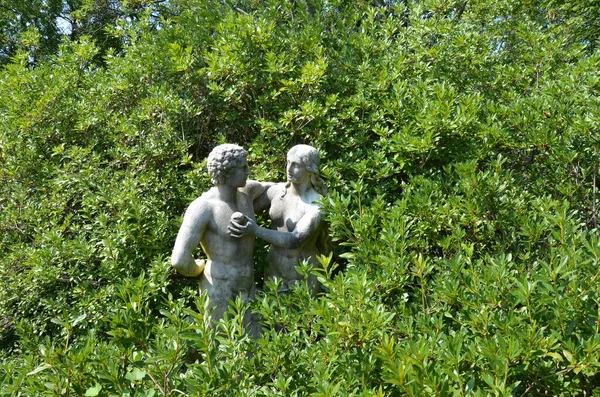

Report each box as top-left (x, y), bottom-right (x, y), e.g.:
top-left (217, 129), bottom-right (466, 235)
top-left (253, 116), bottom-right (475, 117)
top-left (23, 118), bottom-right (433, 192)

top-left (287, 144), bottom-right (320, 176)
top-left (207, 144), bottom-right (248, 186)
top-left (285, 144), bottom-right (327, 195)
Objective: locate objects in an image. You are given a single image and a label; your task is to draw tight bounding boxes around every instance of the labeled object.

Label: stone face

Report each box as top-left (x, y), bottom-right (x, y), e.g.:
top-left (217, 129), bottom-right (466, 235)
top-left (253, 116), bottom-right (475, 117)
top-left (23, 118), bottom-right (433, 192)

top-left (171, 144), bottom-right (270, 335)
top-left (229, 144), bottom-right (329, 293)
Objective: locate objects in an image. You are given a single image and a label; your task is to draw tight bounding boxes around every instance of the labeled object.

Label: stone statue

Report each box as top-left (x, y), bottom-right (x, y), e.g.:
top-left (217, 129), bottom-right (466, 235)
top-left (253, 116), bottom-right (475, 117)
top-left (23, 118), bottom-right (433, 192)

top-left (229, 144), bottom-right (329, 294)
top-left (171, 144), bottom-right (271, 333)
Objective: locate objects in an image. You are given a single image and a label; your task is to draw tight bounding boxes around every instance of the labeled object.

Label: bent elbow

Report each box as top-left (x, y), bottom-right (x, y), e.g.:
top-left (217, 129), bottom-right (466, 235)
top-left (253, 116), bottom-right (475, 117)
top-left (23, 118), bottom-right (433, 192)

top-left (171, 260), bottom-right (182, 272)
top-left (171, 256), bottom-right (196, 277)
top-left (171, 253), bottom-right (186, 271)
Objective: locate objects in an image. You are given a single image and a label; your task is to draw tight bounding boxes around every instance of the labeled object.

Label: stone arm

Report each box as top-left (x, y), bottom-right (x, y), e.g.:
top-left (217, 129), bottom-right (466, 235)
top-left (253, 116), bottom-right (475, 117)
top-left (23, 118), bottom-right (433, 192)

top-left (229, 207), bottom-right (322, 250)
top-left (241, 179), bottom-right (275, 213)
top-left (171, 199), bottom-right (210, 277)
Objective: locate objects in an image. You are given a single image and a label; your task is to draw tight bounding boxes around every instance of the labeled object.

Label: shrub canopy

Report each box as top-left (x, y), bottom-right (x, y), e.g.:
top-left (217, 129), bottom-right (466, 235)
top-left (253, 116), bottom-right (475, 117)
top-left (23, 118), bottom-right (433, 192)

top-left (1, 0), bottom-right (599, 395)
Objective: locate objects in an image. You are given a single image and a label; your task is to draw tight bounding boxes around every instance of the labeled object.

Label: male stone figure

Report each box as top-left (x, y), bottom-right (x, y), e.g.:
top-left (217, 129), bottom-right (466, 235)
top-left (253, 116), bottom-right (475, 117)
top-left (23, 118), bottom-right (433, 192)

top-left (171, 144), bottom-right (271, 333)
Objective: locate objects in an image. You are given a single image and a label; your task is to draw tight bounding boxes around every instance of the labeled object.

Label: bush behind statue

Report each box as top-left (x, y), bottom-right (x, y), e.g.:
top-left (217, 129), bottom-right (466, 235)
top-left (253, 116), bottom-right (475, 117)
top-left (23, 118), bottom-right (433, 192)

top-left (1, 0), bottom-right (599, 395)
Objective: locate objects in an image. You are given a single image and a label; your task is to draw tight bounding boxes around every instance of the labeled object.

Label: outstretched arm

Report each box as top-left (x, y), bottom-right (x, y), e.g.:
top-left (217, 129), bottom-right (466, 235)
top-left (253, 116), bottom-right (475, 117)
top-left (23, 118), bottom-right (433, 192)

top-left (171, 199), bottom-right (210, 277)
top-left (241, 180), bottom-right (276, 213)
top-left (229, 207), bottom-right (322, 249)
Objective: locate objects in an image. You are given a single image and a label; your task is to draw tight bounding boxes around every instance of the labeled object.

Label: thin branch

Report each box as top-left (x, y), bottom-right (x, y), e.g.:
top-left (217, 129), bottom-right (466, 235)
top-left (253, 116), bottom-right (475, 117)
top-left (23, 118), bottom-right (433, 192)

top-left (521, 368), bottom-right (572, 396)
top-left (593, 159), bottom-right (598, 230)
top-left (455, 1), bottom-right (468, 21)
top-left (146, 371), bottom-right (167, 396)
top-left (235, 6), bottom-right (249, 15)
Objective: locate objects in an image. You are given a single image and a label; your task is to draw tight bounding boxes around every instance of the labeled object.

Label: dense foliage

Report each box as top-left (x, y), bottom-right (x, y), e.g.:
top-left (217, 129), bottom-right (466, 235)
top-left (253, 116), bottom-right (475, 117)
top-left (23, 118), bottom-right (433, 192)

top-left (1, 0), bottom-right (599, 395)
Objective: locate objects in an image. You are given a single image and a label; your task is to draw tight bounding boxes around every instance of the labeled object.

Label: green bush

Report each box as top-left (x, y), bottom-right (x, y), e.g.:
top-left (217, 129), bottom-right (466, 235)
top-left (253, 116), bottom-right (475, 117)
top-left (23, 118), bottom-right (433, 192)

top-left (1, 0), bottom-right (599, 395)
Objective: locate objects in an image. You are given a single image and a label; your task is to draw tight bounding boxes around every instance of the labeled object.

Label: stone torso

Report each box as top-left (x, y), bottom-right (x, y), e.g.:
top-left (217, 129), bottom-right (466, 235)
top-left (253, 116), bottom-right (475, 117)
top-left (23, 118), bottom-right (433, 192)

top-left (267, 184), bottom-right (322, 282)
top-left (200, 188), bottom-right (256, 288)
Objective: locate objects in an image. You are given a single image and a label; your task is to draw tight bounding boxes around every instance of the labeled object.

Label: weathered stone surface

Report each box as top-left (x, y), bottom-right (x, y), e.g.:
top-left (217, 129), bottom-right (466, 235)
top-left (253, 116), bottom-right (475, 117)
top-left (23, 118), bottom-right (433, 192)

top-left (229, 144), bottom-right (329, 293)
top-left (171, 144), bottom-right (271, 335)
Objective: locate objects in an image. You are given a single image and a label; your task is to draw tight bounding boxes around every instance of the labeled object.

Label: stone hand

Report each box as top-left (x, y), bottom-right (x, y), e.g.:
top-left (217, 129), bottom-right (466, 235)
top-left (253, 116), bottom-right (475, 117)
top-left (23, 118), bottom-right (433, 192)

top-left (228, 213), bottom-right (256, 238)
top-left (191, 259), bottom-right (206, 277)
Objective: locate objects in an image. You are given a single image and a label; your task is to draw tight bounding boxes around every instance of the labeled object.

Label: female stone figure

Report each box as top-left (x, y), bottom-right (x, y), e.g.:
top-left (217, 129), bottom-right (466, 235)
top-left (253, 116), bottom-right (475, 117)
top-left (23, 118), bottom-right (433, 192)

top-left (229, 144), bottom-right (329, 293)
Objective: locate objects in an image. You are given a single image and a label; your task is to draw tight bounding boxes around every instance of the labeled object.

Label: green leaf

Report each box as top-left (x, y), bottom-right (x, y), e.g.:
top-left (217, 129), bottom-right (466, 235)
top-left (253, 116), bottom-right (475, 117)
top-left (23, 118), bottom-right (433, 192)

top-left (126, 368), bottom-right (147, 382)
top-left (26, 364), bottom-right (51, 376)
top-left (72, 313), bottom-right (87, 327)
top-left (563, 350), bottom-right (574, 363)
top-left (85, 383), bottom-right (102, 396)
top-left (339, 252), bottom-right (355, 259)
top-left (547, 352), bottom-right (564, 362)
top-left (481, 372), bottom-right (495, 388)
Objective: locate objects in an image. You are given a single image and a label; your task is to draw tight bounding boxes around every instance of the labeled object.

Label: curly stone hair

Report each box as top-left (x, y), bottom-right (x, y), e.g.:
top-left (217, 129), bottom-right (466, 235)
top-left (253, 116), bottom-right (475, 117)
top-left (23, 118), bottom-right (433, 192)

top-left (207, 144), bottom-right (247, 185)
